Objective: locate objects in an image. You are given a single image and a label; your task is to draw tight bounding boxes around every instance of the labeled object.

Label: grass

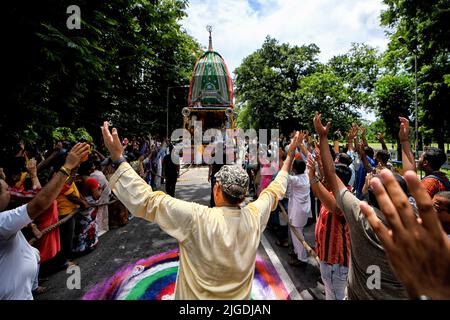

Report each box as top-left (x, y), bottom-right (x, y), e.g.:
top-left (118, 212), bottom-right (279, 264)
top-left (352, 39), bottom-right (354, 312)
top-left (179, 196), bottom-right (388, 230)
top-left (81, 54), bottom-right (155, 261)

top-left (368, 142), bottom-right (449, 153)
top-left (366, 142), bottom-right (450, 177)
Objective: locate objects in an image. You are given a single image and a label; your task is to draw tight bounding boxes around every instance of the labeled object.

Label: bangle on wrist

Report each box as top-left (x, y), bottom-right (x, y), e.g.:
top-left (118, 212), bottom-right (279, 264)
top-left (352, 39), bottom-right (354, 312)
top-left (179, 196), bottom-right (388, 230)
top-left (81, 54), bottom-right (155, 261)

top-left (59, 166), bottom-right (71, 176)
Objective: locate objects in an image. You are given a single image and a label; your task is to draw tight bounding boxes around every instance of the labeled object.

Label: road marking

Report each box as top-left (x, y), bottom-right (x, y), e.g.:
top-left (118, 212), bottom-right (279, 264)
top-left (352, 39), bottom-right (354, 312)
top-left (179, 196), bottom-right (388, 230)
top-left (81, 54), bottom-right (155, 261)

top-left (260, 234), bottom-right (303, 300)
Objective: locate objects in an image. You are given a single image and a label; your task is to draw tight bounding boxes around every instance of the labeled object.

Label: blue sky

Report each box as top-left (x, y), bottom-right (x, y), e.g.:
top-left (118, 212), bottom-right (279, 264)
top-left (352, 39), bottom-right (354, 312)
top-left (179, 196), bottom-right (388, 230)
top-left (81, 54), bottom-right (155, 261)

top-left (181, 0), bottom-right (388, 120)
top-left (248, 0), bottom-right (262, 11)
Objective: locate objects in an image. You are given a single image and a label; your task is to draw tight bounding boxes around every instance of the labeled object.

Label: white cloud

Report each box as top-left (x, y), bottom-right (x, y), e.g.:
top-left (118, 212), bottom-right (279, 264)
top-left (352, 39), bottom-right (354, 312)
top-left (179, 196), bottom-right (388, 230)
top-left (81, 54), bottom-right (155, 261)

top-left (182, 0), bottom-right (388, 72)
top-left (181, 0), bottom-right (389, 120)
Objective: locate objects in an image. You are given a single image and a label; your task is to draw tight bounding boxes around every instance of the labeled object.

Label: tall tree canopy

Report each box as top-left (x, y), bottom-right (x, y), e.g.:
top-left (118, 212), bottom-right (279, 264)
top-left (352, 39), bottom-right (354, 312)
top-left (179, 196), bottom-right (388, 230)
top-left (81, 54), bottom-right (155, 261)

top-left (3, 0), bottom-right (201, 158)
top-left (234, 37), bottom-right (321, 132)
top-left (235, 38), bottom-right (380, 134)
top-left (381, 0), bottom-right (450, 150)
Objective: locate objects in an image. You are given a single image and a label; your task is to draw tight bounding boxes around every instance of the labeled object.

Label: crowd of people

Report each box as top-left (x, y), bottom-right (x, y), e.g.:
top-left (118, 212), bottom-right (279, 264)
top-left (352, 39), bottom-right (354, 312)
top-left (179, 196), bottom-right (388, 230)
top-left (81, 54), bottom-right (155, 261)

top-left (0, 133), bottom-right (177, 299)
top-left (205, 114), bottom-right (450, 300)
top-left (1, 114), bottom-right (449, 300)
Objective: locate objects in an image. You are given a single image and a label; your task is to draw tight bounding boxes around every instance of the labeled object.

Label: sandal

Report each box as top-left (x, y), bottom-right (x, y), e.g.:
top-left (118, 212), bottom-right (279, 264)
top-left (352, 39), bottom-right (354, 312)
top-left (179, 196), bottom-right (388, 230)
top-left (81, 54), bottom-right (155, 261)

top-left (64, 260), bottom-right (77, 269)
top-left (38, 277), bottom-right (49, 284)
top-left (288, 258), bottom-right (307, 267)
top-left (275, 240), bottom-right (289, 248)
top-left (33, 286), bottom-right (50, 296)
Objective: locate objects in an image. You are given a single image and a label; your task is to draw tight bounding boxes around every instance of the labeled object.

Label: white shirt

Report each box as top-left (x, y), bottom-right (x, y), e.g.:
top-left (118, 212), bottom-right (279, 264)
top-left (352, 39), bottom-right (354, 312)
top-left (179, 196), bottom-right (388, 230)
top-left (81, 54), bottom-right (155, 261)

top-left (288, 173), bottom-right (312, 227)
top-left (91, 170), bottom-right (111, 203)
top-left (0, 204), bottom-right (40, 300)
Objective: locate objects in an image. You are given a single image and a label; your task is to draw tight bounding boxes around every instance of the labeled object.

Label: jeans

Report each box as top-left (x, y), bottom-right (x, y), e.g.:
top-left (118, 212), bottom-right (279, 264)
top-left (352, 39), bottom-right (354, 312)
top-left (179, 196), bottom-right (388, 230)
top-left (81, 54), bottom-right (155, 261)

top-left (319, 262), bottom-right (348, 300)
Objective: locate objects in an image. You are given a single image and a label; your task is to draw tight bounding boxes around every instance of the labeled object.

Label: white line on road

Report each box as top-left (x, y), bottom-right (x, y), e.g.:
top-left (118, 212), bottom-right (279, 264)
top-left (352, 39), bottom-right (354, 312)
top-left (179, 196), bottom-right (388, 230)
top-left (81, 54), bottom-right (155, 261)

top-left (260, 233), bottom-right (304, 300)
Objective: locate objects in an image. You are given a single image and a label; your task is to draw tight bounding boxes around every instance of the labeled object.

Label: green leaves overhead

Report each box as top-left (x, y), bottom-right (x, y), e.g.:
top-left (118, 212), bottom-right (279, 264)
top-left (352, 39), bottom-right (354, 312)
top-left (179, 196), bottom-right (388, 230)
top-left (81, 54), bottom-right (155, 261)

top-left (381, 0), bottom-right (450, 149)
top-left (2, 0), bottom-right (201, 160)
top-left (234, 37), bottom-right (377, 134)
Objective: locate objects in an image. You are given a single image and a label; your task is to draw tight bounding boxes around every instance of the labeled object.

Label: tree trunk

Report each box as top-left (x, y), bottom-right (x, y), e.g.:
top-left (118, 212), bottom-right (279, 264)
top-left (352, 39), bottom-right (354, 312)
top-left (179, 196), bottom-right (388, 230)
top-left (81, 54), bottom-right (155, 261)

top-left (436, 127), bottom-right (445, 151)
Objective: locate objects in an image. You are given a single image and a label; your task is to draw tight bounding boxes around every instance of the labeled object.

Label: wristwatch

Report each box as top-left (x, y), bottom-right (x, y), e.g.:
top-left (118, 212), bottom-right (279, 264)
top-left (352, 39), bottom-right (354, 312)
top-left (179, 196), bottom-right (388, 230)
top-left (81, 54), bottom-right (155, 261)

top-left (111, 156), bottom-right (127, 169)
top-left (311, 175), bottom-right (320, 184)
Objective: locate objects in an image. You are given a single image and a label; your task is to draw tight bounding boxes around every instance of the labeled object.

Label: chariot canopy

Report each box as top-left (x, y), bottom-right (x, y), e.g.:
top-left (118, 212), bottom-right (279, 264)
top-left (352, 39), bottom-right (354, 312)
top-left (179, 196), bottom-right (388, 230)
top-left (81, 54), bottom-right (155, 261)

top-left (188, 26), bottom-right (234, 109)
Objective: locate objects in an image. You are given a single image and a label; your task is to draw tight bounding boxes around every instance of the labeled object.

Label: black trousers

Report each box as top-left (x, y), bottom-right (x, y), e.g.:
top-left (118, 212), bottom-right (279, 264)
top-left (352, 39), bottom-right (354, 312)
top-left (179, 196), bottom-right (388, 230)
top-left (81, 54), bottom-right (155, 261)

top-left (210, 177), bottom-right (216, 207)
top-left (165, 177), bottom-right (177, 197)
top-left (59, 214), bottom-right (75, 259)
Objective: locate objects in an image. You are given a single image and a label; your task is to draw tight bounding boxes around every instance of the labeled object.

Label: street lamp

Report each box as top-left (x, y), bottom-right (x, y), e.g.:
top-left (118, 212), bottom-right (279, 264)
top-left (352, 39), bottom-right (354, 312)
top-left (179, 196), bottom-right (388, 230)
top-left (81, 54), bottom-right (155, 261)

top-left (166, 85), bottom-right (190, 138)
top-left (398, 36), bottom-right (419, 158)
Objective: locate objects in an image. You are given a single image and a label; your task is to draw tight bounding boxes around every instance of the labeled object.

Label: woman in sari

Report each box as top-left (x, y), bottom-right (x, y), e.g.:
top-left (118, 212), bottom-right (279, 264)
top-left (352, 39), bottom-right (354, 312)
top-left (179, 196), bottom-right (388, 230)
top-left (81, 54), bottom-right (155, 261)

top-left (72, 177), bottom-right (100, 255)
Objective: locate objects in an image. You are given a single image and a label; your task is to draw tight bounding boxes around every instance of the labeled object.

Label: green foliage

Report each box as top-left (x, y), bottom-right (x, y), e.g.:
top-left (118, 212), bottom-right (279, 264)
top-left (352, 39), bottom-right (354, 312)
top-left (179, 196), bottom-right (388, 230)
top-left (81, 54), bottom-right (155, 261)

top-left (374, 74), bottom-right (413, 143)
top-left (74, 128), bottom-right (93, 143)
top-left (363, 119), bottom-right (388, 143)
top-left (293, 69), bottom-right (360, 132)
top-left (235, 38), bottom-right (378, 134)
top-left (328, 43), bottom-right (381, 109)
top-left (2, 0), bottom-right (201, 160)
top-left (381, 0), bottom-right (450, 149)
top-left (234, 37), bottom-right (321, 132)
top-left (52, 127), bottom-right (76, 142)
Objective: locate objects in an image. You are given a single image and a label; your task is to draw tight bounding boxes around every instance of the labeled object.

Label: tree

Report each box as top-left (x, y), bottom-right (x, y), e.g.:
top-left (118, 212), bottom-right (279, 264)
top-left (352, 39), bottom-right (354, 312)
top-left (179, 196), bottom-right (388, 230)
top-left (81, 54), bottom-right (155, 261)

top-left (235, 38), bottom-right (375, 134)
top-left (234, 36), bottom-right (320, 131)
top-left (381, 0), bottom-right (450, 150)
top-left (374, 74), bottom-right (413, 159)
top-left (291, 69), bottom-right (360, 133)
top-left (2, 0), bottom-right (201, 161)
top-left (328, 43), bottom-right (381, 110)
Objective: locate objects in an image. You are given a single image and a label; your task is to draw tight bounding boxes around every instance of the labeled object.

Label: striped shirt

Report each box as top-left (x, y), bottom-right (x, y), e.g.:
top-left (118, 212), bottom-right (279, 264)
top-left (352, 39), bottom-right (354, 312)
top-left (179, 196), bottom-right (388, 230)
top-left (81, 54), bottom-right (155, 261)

top-left (315, 190), bottom-right (351, 267)
top-left (421, 172), bottom-right (449, 198)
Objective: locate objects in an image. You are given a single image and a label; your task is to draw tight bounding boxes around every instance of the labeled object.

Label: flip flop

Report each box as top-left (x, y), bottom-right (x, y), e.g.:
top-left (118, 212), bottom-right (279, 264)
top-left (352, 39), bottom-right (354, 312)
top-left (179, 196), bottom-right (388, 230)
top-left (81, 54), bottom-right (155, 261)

top-left (275, 240), bottom-right (289, 248)
top-left (38, 277), bottom-right (49, 284)
top-left (33, 286), bottom-right (50, 296)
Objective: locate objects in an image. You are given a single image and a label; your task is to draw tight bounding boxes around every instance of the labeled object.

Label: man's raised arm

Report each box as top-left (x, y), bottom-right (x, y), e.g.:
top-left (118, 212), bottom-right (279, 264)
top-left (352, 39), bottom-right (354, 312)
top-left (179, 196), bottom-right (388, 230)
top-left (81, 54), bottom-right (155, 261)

top-left (399, 117), bottom-right (416, 172)
top-left (281, 131), bottom-right (300, 174)
top-left (101, 121), bottom-right (195, 242)
top-left (27, 143), bottom-right (89, 220)
top-left (313, 112), bottom-right (344, 199)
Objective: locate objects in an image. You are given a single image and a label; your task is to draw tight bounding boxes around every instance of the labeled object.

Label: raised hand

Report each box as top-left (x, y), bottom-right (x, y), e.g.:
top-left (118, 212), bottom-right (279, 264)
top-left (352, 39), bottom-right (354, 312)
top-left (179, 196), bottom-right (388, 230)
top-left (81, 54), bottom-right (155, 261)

top-left (101, 121), bottom-right (124, 161)
top-left (287, 131), bottom-right (300, 156)
top-left (376, 132), bottom-right (385, 142)
top-left (306, 131), bottom-right (313, 146)
top-left (399, 117), bottom-right (410, 143)
top-left (313, 112), bottom-right (330, 137)
top-left (360, 169), bottom-right (450, 299)
top-left (298, 130), bottom-right (307, 146)
top-left (26, 158), bottom-right (37, 177)
top-left (360, 126), bottom-right (367, 137)
top-left (306, 154), bottom-right (316, 181)
top-left (347, 126), bottom-right (357, 140)
top-left (64, 143), bottom-right (90, 170)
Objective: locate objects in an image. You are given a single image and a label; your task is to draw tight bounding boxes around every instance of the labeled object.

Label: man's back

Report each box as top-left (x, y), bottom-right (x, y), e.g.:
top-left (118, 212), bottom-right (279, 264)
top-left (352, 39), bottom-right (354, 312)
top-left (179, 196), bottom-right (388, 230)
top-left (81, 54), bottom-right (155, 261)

top-left (109, 162), bottom-right (288, 299)
top-left (336, 188), bottom-right (408, 299)
top-left (422, 172), bottom-right (450, 198)
top-left (176, 206), bottom-right (264, 299)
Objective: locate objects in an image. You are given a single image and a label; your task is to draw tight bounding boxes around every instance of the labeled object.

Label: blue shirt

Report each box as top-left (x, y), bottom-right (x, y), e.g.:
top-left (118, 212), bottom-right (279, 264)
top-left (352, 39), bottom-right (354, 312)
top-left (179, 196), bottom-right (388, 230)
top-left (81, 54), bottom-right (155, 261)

top-left (355, 156), bottom-right (375, 195)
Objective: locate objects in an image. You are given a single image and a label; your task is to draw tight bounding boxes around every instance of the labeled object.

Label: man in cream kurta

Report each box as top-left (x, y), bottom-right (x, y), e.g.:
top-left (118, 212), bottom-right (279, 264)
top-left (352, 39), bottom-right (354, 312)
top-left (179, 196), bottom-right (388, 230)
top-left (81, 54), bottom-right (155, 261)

top-left (102, 121), bottom-right (298, 300)
top-left (109, 162), bottom-right (288, 299)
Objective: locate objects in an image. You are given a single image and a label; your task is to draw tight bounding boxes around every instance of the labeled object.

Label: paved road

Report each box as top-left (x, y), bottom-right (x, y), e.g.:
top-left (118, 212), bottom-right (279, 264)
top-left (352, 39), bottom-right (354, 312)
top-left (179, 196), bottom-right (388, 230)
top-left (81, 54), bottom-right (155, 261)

top-left (37, 166), bottom-right (324, 300)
